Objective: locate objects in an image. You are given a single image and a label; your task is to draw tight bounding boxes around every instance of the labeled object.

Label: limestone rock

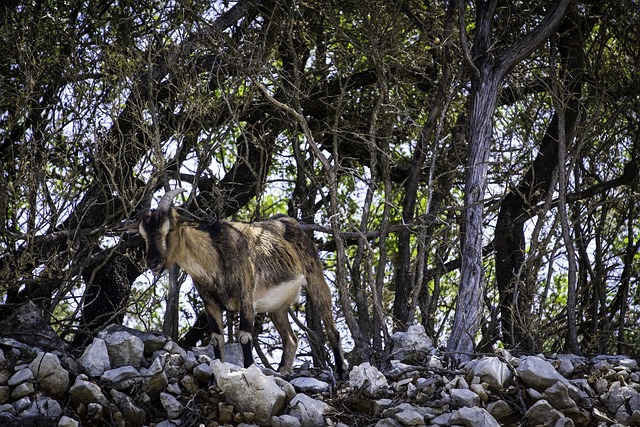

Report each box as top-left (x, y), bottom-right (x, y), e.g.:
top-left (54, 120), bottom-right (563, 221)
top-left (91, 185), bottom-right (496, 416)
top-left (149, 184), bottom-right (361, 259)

top-left (517, 356), bottom-right (566, 391)
top-left (28, 352), bottom-right (69, 400)
top-left (391, 324), bottom-right (434, 363)
top-left (289, 393), bottom-right (329, 427)
top-left (451, 406), bottom-right (500, 427)
top-left (470, 356), bottom-right (511, 391)
top-left (212, 361), bottom-right (286, 426)
top-left (102, 331), bottom-right (145, 369)
top-left (290, 377), bottom-right (330, 394)
top-left (349, 362), bottom-right (390, 398)
top-left (79, 338), bottom-right (111, 377)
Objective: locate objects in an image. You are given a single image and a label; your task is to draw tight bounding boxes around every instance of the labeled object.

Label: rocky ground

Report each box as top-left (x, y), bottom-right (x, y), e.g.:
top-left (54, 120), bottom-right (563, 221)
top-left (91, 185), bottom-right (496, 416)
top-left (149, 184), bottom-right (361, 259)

top-left (0, 303), bottom-right (639, 426)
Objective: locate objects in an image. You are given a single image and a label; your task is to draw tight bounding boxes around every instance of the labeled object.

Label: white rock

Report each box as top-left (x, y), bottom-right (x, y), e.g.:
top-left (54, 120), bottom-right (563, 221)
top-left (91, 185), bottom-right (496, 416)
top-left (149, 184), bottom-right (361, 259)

top-left (101, 366), bottom-right (141, 385)
top-left (79, 338), bottom-right (111, 377)
top-left (271, 414), bottom-right (302, 427)
top-left (450, 388), bottom-right (481, 408)
top-left (451, 406), bottom-right (500, 427)
top-left (58, 415), bottom-right (80, 427)
top-left (349, 362), bottom-right (389, 398)
top-left (21, 395), bottom-right (62, 418)
top-left (10, 381), bottom-right (34, 400)
top-left (289, 393), bottom-right (329, 427)
top-left (290, 377), bottom-right (330, 394)
top-left (471, 357), bottom-right (511, 391)
top-left (193, 362), bottom-right (212, 382)
top-left (522, 399), bottom-right (564, 427)
top-left (211, 361), bottom-right (286, 426)
top-left (103, 331), bottom-right (145, 368)
top-left (517, 356), bottom-right (566, 391)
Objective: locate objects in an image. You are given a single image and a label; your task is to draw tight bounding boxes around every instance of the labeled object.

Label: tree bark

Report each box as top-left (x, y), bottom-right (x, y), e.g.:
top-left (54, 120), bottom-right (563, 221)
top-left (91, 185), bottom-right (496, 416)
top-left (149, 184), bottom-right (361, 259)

top-left (447, 0), bottom-right (570, 361)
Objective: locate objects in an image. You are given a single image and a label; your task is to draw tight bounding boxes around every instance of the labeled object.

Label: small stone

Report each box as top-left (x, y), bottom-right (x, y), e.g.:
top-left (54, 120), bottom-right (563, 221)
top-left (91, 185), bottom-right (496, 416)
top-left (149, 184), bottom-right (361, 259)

top-left (160, 392), bottom-right (184, 419)
top-left (58, 415), bottom-right (80, 427)
top-left (394, 409), bottom-right (424, 426)
top-left (193, 363), bottom-right (212, 382)
top-left (450, 388), bottom-right (481, 408)
top-left (10, 381), bottom-right (35, 400)
top-left (8, 369), bottom-right (34, 387)
top-left (290, 377), bottom-right (330, 394)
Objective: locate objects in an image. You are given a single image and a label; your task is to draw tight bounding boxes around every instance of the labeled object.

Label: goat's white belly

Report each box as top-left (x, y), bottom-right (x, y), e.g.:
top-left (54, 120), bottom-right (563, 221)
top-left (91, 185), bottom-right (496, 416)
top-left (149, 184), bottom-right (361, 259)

top-left (253, 275), bottom-right (304, 313)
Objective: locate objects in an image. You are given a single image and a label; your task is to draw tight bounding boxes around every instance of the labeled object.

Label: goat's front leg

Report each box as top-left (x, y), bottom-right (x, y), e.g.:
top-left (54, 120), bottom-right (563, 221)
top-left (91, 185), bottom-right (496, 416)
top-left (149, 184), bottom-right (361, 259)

top-left (238, 301), bottom-right (255, 368)
top-left (204, 302), bottom-right (225, 362)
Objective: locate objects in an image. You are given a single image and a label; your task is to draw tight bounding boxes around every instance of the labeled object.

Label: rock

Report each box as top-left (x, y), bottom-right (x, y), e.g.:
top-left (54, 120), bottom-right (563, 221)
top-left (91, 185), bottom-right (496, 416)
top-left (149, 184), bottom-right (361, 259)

top-left (486, 399), bottom-right (512, 419)
top-left (101, 365), bottom-right (141, 387)
top-left (110, 389), bottom-right (146, 427)
top-left (522, 399), bottom-right (564, 427)
top-left (375, 419), bottom-right (403, 427)
top-left (21, 395), bottom-right (62, 418)
top-left (193, 362), bottom-right (212, 382)
top-left (391, 324), bottom-right (434, 363)
top-left (0, 386), bottom-right (9, 404)
top-left (394, 409), bottom-right (425, 426)
top-left (28, 352), bottom-right (69, 400)
top-left (69, 375), bottom-right (109, 408)
top-left (102, 331), bottom-right (145, 369)
top-left (471, 357), bottom-right (511, 391)
top-left (143, 357), bottom-right (168, 399)
top-left (10, 381), bottom-right (34, 400)
top-left (0, 301), bottom-right (65, 351)
top-left (289, 393), bottom-right (329, 427)
top-left (160, 392), bottom-right (185, 419)
top-left (450, 388), bottom-right (481, 408)
top-left (272, 413), bottom-right (303, 427)
top-left (545, 382), bottom-right (576, 410)
top-left (517, 356), bottom-right (566, 391)
top-left (290, 377), bottom-right (330, 394)
top-left (103, 324), bottom-right (168, 356)
top-left (8, 368), bottom-right (34, 386)
top-left (212, 361), bottom-right (286, 426)
top-left (451, 406), bottom-right (500, 427)
top-left (58, 415), bottom-right (80, 427)
top-left (349, 362), bottom-right (389, 398)
top-left (79, 338), bottom-right (111, 377)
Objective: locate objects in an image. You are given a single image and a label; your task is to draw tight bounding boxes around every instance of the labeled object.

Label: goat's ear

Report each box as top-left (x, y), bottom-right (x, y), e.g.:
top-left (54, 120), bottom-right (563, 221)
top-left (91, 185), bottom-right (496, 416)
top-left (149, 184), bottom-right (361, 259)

top-left (123, 221), bottom-right (141, 233)
top-left (114, 220), bottom-right (140, 234)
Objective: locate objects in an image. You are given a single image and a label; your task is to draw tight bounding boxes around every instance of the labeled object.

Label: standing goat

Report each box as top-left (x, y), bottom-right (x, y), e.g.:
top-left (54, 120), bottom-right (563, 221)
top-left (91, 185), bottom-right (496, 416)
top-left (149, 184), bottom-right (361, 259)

top-left (131, 188), bottom-right (346, 378)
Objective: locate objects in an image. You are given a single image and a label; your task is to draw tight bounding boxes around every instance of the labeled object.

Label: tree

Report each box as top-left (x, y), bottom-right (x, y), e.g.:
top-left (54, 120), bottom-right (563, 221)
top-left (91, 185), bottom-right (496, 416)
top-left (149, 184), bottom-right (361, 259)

top-left (1, 0), bottom-right (639, 370)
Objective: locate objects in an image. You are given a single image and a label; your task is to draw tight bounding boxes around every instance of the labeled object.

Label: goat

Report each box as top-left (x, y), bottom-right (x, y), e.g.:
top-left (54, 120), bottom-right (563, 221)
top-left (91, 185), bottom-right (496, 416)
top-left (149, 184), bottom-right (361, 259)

top-left (131, 188), bottom-right (347, 378)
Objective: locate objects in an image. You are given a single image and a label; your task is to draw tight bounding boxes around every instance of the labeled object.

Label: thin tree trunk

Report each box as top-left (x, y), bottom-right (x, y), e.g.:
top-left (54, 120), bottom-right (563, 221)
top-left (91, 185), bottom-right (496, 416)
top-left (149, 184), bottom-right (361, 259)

top-left (447, 0), bottom-right (570, 362)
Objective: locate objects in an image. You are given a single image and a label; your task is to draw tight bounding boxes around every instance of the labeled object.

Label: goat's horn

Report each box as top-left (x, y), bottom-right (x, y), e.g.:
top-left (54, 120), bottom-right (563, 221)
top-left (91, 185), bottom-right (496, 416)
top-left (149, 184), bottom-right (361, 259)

top-left (157, 188), bottom-right (187, 213)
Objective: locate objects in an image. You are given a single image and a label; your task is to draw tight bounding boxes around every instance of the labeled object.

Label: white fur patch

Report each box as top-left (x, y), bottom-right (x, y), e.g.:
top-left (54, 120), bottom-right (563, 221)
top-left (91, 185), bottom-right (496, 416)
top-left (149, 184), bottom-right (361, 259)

top-left (253, 275), bottom-right (304, 313)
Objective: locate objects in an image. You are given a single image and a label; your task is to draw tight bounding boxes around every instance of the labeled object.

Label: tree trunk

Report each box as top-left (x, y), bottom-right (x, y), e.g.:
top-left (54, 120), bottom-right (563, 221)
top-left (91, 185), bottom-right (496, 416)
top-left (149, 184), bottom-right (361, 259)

top-left (494, 10), bottom-right (585, 350)
top-left (447, 0), bottom-right (570, 361)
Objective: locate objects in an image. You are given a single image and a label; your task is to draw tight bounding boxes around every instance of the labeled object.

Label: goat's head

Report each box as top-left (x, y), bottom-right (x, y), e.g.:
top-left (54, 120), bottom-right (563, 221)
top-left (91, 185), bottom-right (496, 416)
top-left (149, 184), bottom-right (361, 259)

top-left (135, 188), bottom-right (186, 275)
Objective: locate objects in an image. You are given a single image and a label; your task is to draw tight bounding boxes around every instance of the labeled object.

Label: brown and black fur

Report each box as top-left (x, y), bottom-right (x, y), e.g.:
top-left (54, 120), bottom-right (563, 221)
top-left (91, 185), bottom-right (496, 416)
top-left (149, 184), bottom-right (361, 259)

top-left (134, 189), bottom-right (346, 378)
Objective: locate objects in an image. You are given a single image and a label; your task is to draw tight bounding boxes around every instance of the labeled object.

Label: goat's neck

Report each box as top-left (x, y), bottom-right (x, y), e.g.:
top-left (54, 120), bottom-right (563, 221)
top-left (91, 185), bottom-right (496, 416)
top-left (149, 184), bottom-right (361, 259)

top-left (169, 224), bottom-right (219, 283)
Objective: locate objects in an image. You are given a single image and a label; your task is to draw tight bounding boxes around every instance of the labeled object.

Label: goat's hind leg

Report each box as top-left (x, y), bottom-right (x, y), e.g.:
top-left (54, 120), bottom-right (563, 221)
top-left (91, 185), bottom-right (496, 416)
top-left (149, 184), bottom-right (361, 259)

top-left (270, 308), bottom-right (298, 375)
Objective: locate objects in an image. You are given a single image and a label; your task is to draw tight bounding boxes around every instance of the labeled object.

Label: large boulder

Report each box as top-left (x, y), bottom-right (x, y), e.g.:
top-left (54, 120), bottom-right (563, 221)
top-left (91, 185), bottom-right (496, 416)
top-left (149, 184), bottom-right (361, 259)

top-left (211, 361), bottom-right (286, 426)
